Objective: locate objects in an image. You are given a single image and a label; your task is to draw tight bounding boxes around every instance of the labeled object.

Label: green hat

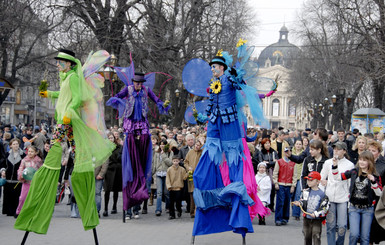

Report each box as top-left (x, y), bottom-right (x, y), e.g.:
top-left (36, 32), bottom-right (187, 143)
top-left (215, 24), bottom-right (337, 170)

top-left (55, 49), bottom-right (77, 65)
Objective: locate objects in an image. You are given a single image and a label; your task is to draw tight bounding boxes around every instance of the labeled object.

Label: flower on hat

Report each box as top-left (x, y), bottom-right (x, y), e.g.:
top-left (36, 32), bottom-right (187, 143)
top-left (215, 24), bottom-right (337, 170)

top-left (236, 38), bottom-right (248, 48)
top-left (216, 49), bottom-right (223, 57)
top-left (210, 79), bottom-right (222, 94)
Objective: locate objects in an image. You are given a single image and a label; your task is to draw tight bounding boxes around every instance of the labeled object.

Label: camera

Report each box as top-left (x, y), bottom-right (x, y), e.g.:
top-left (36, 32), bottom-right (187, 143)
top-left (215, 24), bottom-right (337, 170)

top-left (284, 147), bottom-right (290, 152)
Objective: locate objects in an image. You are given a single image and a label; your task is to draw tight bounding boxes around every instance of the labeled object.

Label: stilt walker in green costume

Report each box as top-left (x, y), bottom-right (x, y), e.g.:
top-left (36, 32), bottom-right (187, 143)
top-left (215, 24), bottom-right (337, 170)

top-left (14, 49), bottom-right (115, 243)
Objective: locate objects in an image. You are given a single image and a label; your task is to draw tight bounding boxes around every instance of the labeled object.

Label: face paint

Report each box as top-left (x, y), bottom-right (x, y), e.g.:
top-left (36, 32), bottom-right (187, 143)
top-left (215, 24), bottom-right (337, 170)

top-left (56, 60), bottom-right (68, 71)
top-left (211, 64), bottom-right (222, 78)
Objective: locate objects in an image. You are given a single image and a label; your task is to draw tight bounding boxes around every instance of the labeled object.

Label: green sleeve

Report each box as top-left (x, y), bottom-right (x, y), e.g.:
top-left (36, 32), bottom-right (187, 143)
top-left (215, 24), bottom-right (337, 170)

top-left (47, 90), bottom-right (60, 98)
top-left (68, 74), bottom-right (82, 111)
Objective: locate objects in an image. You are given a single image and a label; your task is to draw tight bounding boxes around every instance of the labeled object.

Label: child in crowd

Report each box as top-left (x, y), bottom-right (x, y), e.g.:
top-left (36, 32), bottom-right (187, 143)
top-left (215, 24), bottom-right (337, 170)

top-left (166, 155), bottom-right (187, 219)
top-left (331, 151), bottom-right (382, 245)
top-left (273, 149), bottom-right (297, 226)
top-left (16, 145), bottom-right (43, 216)
top-left (255, 162), bottom-right (272, 225)
top-left (293, 171), bottom-right (329, 245)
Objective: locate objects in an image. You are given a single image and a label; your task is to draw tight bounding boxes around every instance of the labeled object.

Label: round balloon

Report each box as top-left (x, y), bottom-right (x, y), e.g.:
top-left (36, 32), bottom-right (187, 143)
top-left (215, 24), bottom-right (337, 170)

top-left (23, 167), bottom-right (37, 181)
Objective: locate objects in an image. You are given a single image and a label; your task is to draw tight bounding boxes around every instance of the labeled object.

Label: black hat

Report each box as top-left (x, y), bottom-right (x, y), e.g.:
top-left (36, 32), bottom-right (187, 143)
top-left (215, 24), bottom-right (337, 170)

top-left (55, 49), bottom-right (77, 65)
top-left (305, 128), bottom-right (311, 132)
top-left (209, 56), bottom-right (228, 70)
top-left (132, 72), bottom-right (146, 83)
top-left (352, 128), bottom-right (359, 134)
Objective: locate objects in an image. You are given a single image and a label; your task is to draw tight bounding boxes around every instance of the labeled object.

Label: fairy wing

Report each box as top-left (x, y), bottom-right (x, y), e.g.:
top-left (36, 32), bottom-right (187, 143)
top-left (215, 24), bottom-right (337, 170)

top-left (184, 99), bottom-right (210, 124)
top-left (81, 50), bottom-right (111, 138)
top-left (182, 58), bottom-right (212, 97)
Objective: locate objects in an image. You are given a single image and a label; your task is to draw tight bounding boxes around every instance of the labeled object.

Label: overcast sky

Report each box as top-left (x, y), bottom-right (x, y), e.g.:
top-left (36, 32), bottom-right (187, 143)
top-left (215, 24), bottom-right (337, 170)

top-left (247, 0), bottom-right (305, 57)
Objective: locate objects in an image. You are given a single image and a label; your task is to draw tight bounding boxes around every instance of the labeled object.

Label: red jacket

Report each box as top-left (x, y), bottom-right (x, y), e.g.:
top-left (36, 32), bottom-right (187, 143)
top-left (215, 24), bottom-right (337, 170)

top-left (273, 158), bottom-right (296, 186)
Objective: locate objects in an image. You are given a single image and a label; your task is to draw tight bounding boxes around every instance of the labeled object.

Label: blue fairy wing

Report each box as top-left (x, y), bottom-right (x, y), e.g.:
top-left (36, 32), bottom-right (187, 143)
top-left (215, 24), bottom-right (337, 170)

top-left (245, 76), bottom-right (277, 93)
top-left (114, 63), bottom-right (134, 87)
top-left (184, 99), bottom-right (209, 124)
top-left (182, 58), bottom-right (212, 97)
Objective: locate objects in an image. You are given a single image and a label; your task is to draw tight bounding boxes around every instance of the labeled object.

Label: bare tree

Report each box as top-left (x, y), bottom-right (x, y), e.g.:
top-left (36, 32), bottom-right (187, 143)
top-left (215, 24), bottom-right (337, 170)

top-left (0, 0), bottom-right (64, 106)
top-left (291, 0), bottom-right (367, 129)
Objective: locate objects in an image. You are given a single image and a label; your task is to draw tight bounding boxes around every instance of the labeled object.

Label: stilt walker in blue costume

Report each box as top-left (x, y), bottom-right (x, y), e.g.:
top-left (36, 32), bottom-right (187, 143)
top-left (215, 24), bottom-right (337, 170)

top-left (191, 41), bottom-right (270, 243)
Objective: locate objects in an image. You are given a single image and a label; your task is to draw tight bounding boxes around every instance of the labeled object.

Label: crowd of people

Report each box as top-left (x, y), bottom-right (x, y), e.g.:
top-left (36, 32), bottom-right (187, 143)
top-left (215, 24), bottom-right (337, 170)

top-left (1, 122), bottom-right (385, 244)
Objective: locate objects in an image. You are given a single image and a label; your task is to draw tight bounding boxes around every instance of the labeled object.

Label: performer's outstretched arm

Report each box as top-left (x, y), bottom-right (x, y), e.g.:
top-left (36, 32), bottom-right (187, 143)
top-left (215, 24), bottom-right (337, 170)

top-left (47, 90), bottom-right (60, 98)
top-left (115, 86), bottom-right (128, 99)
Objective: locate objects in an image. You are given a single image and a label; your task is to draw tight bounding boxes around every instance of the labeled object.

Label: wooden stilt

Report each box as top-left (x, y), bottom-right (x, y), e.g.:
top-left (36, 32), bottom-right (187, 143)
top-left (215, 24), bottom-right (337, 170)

top-left (123, 209), bottom-right (126, 223)
top-left (191, 236), bottom-right (195, 245)
top-left (21, 231), bottom-right (29, 245)
top-left (242, 236), bottom-right (246, 245)
top-left (93, 228), bottom-right (99, 245)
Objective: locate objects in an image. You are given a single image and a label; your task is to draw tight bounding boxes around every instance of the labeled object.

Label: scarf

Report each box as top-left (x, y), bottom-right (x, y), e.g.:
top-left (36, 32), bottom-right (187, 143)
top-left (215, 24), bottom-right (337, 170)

top-left (7, 148), bottom-right (23, 165)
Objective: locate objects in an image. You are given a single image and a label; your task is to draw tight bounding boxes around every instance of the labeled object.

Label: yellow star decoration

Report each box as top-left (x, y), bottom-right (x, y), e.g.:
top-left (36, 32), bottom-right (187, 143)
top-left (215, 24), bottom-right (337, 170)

top-left (236, 38), bottom-right (248, 48)
top-left (216, 49), bottom-right (223, 56)
top-left (210, 80), bottom-right (222, 94)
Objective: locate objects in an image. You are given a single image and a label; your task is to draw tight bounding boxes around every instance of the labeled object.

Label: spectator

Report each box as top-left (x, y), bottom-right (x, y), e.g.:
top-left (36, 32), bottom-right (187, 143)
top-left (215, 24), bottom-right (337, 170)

top-left (331, 151), bottom-right (382, 245)
top-left (0, 138), bottom-right (26, 217)
top-left (273, 153), bottom-right (297, 226)
top-left (321, 141), bottom-right (355, 245)
top-left (16, 145), bottom-right (43, 216)
top-left (255, 162), bottom-right (272, 225)
top-left (166, 155), bottom-right (187, 219)
top-left (292, 171), bottom-right (329, 245)
top-left (183, 139), bottom-right (203, 218)
top-left (152, 139), bottom-right (173, 216)
top-left (349, 136), bottom-right (368, 164)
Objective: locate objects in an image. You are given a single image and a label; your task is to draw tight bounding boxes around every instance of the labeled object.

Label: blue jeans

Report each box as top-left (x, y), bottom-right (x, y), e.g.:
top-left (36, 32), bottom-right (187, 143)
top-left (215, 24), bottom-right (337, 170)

top-left (156, 176), bottom-right (169, 213)
top-left (348, 205), bottom-right (374, 245)
top-left (326, 202), bottom-right (348, 245)
top-left (95, 179), bottom-right (104, 213)
top-left (275, 185), bottom-right (291, 223)
top-left (291, 180), bottom-right (301, 217)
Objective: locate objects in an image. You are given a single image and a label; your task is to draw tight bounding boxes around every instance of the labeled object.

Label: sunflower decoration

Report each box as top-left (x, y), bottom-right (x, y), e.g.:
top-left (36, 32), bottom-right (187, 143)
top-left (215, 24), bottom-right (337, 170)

top-left (210, 79), bottom-right (222, 94)
top-left (216, 49), bottom-right (223, 56)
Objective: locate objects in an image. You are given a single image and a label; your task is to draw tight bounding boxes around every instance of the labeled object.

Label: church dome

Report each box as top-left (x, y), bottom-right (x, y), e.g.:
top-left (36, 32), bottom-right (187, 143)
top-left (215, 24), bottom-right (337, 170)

top-left (257, 25), bottom-right (300, 69)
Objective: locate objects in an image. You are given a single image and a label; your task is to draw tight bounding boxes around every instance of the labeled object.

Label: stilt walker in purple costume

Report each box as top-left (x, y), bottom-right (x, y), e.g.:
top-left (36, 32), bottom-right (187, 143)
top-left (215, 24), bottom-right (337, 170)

top-left (107, 72), bottom-right (169, 219)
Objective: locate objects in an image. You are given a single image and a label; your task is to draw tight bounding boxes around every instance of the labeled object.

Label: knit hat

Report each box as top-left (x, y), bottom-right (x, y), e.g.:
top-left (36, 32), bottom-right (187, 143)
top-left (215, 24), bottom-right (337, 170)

top-left (257, 162), bottom-right (267, 170)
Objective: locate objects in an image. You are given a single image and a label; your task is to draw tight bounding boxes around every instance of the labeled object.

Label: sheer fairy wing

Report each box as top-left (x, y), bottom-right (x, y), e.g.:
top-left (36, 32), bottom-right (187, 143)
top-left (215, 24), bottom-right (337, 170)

top-left (80, 50), bottom-right (111, 138)
top-left (83, 50), bottom-right (111, 78)
top-left (184, 100), bottom-right (210, 124)
top-left (245, 77), bottom-right (277, 93)
top-left (114, 63), bottom-right (134, 87)
top-left (182, 58), bottom-right (212, 97)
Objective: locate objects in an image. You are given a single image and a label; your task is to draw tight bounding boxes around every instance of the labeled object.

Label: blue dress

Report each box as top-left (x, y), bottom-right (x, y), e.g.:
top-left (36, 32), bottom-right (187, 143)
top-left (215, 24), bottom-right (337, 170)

top-left (192, 74), bottom-right (254, 236)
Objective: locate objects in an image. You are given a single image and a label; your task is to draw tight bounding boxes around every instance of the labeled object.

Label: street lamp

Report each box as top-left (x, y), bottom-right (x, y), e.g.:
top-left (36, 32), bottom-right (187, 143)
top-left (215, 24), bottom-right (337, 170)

top-left (175, 89), bottom-right (180, 97)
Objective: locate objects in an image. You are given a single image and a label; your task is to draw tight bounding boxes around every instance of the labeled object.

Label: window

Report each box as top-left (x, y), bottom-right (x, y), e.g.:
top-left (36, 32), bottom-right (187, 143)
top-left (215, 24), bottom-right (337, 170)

top-left (272, 98), bottom-right (280, 117)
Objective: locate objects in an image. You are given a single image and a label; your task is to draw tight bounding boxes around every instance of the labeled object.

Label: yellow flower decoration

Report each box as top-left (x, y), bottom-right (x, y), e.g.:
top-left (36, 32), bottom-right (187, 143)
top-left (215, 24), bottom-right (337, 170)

top-left (210, 80), bottom-right (222, 94)
top-left (216, 49), bottom-right (223, 56)
top-left (236, 38), bottom-right (248, 48)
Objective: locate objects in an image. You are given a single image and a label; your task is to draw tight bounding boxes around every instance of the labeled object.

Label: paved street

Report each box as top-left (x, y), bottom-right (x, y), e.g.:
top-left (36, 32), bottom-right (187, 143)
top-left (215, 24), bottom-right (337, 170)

top-left (1, 194), bottom-right (383, 245)
top-left (1, 193), bottom-right (307, 245)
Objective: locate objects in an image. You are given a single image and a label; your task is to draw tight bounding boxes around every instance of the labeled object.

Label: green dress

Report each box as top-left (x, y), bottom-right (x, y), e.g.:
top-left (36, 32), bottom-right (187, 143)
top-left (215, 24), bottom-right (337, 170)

top-left (15, 68), bottom-right (115, 234)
